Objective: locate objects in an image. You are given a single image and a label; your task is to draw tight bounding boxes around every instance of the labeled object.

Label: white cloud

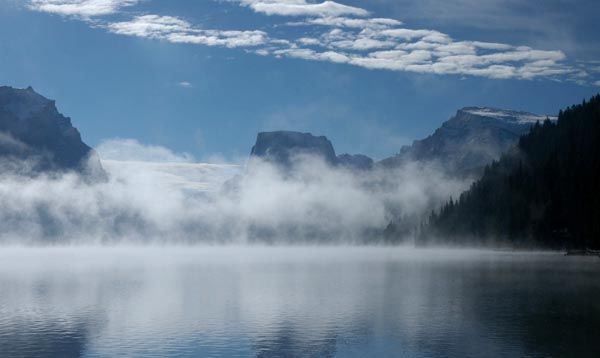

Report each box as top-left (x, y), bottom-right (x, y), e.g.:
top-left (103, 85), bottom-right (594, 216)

top-left (107, 15), bottom-right (269, 48)
top-left (330, 37), bottom-right (397, 51)
top-left (27, 0), bottom-right (594, 84)
top-left (167, 30), bottom-right (268, 48)
top-left (265, 15), bottom-right (577, 81)
top-left (273, 48), bottom-right (350, 64)
top-left (29, 0), bottom-right (138, 17)
top-left (290, 16), bottom-right (401, 29)
top-left (96, 138), bottom-right (195, 163)
top-left (178, 81), bottom-right (193, 88)
top-left (108, 14), bottom-right (190, 37)
top-left (594, 80), bottom-right (600, 87)
top-left (297, 37), bottom-right (321, 46)
top-left (238, 0), bottom-right (368, 17)
top-left (471, 41), bottom-right (513, 51)
top-left (378, 29), bottom-right (449, 42)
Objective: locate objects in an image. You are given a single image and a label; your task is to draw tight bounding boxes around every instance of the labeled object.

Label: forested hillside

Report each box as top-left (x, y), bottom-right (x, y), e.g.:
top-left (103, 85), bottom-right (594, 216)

top-left (424, 95), bottom-right (600, 248)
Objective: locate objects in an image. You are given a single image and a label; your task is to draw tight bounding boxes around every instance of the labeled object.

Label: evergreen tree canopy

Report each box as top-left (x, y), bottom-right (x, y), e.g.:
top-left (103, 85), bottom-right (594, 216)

top-left (425, 94), bottom-right (600, 248)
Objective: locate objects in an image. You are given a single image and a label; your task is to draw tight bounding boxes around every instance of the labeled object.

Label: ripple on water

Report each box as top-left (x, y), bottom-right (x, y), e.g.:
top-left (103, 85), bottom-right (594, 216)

top-left (0, 247), bottom-right (598, 358)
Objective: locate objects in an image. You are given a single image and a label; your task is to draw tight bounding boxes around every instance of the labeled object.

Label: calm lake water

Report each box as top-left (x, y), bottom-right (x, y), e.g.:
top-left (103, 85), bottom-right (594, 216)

top-left (0, 247), bottom-right (598, 358)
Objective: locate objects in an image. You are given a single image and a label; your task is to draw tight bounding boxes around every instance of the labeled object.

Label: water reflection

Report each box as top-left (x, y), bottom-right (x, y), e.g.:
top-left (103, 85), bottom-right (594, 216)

top-left (0, 319), bottom-right (91, 358)
top-left (0, 247), bottom-right (598, 357)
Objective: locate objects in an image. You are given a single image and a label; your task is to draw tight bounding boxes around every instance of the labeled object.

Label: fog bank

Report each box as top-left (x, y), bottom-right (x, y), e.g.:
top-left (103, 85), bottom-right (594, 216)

top-left (0, 140), bottom-right (470, 244)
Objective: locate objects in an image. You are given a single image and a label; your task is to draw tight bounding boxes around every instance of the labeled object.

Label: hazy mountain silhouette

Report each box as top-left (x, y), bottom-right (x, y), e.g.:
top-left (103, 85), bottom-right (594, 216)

top-left (379, 107), bottom-right (555, 177)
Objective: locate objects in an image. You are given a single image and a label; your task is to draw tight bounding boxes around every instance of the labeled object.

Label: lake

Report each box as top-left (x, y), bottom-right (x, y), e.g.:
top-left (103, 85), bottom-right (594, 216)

top-left (0, 247), bottom-right (598, 357)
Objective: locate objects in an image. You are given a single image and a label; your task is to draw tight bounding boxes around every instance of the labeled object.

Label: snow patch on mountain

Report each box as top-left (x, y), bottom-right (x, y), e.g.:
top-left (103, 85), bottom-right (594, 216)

top-left (461, 107), bottom-right (557, 124)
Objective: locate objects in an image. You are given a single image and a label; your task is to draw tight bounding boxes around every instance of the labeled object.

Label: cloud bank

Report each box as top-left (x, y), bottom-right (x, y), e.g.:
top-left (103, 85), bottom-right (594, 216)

top-left (26, 0), bottom-right (598, 84)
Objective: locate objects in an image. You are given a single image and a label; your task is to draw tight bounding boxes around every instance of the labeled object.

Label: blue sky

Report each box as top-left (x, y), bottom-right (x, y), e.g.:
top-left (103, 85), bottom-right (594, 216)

top-left (1, 0), bottom-right (599, 160)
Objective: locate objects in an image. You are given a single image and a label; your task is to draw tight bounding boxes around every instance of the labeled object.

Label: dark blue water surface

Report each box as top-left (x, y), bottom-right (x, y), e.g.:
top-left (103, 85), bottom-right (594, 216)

top-left (0, 247), bottom-right (598, 358)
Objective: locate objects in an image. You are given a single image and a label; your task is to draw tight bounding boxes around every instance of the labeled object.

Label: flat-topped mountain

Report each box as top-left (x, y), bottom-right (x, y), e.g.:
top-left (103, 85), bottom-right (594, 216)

top-left (250, 131), bottom-right (338, 168)
top-left (0, 86), bottom-right (105, 177)
top-left (379, 107), bottom-right (555, 176)
top-left (249, 130), bottom-right (372, 171)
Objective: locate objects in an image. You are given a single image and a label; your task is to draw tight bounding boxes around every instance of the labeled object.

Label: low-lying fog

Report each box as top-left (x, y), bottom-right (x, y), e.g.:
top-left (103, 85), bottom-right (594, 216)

top-left (0, 139), bottom-right (470, 244)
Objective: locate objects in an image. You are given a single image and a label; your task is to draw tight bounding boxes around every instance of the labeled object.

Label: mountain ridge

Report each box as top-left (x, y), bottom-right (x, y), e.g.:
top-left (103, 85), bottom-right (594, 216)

top-left (378, 106), bottom-right (555, 177)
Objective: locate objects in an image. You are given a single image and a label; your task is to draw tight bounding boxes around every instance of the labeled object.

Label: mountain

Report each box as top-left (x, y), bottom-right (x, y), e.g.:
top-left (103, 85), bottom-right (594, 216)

top-left (0, 86), bottom-right (105, 177)
top-left (250, 131), bottom-right (337, 168)
top-left (424, 95), bottom-right (600, 249)
top-left (337, 154), bottom-right (373, 170)
top-left (248, 107), bottom-right (554, 176)
top-left (249, 131), bottom-right (372, 171)
top-left (379, 107), bottom-right (555, 176)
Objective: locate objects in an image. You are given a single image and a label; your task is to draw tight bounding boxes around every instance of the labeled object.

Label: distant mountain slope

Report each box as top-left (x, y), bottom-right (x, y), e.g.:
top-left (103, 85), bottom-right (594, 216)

top-left (337, 153), bottom-right (373, 170)
top-left (379, 107), bottom-right (555, 176)
top-left (0, 86), bottom-right (104, 177)
top-left (424, 95), bottom-right (600, 248)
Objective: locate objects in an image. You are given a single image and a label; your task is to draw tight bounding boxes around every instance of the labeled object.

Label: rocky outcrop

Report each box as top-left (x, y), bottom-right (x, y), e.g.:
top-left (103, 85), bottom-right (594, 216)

top-left (248, 131), bottom-right (374, 172)
top-left (250, 131), bottom-right (338, 168)
top-left (0, 86), bottom-right (105, 178)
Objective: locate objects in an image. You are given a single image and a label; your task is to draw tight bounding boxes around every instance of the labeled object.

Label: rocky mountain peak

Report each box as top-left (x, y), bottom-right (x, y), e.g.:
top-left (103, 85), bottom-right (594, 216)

top-left (379, 106), bottom-right (556, 177)
top-left (0, 86), bottom-right (105, 178)
top-left (247, 131), bottom-right (373, 172)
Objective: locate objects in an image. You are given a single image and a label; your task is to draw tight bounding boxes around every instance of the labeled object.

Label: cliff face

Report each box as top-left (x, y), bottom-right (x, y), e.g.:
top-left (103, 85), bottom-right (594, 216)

top-left (0, 86), bottom-right (105, 177)
top-left (337, 154), bottom-right (373, 170)
top-left (250, 131), bottom-right (338, 168)
top-left (379, 107), bottom-right (555, 177)
top-left (248, 131), bottom-right (374, 172)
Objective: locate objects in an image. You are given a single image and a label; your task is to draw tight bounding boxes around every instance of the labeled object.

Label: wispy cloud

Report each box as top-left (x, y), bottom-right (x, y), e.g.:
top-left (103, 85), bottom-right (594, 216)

top-left (96, 138), bottom-right (195, 163)
top-left (26, 0), bottom-right (599, 84)
top-left (288, 16), bottom-right (402, 29)
top-left (265, 24), bottom-right (576, 80)
top-left (29, 0), bottom-right (139, 17)
top-left (178, 81), bottom-right (193, 88)
top-left (108, 15), bottom-right (269, 48)
top-left (237, 0), bottom-right (368, 17)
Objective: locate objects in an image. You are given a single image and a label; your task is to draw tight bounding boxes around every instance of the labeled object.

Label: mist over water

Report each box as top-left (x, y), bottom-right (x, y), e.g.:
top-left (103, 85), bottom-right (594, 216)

top-left (1, 247), bottom-right (598, 358)
top-left (0, 143), bottom-right (597, 358)
top-left (3, 0), bottom-right (598, 355)
top-left (0, 140), bottom-right (470, 244)
top-left (5, 141), bottom-right (595, 357)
